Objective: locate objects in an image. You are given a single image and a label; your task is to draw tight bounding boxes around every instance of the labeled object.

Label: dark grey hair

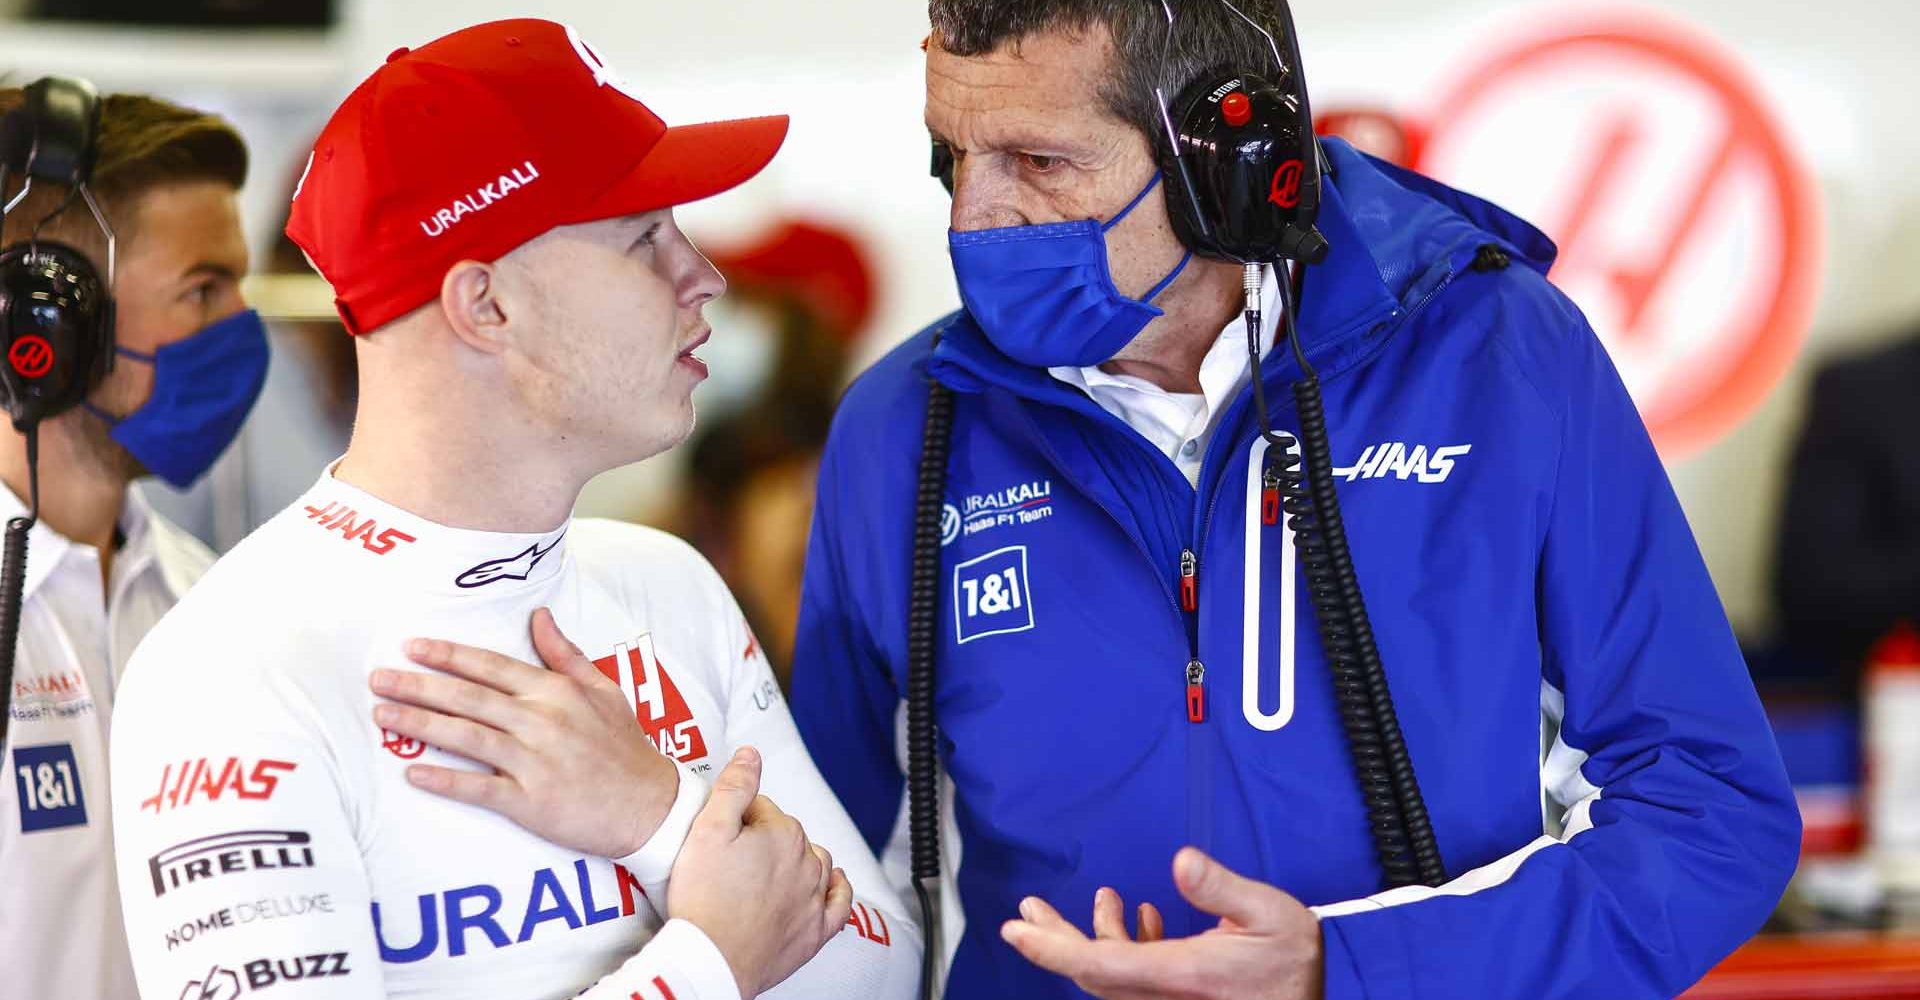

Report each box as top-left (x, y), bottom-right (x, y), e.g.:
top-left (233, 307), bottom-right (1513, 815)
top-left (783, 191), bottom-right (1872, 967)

top-left (928, 0), bottom-right (1293, 155)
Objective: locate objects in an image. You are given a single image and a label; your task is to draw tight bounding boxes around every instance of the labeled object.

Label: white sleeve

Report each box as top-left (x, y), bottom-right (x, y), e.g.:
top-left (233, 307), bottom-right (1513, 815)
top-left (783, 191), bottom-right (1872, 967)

top-left (711, 585), bottom-right (925, 999)
top-left (571, 918), bottom-right (741, 1000)
top-left (111, 659), bottom-right (392, 999)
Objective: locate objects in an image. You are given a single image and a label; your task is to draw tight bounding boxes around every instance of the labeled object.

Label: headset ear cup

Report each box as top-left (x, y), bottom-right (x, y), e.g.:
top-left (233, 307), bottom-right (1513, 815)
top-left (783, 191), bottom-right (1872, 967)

top-left (0, 243), bottom-right (113, 428)
top-left (1161, 71), bottom-right (1323, 263)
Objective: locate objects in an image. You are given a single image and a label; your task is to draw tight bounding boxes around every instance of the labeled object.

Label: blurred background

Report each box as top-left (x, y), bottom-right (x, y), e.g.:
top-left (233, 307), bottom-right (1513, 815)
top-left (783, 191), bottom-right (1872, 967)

top-left (16, 0), bottom-right (1919, 991)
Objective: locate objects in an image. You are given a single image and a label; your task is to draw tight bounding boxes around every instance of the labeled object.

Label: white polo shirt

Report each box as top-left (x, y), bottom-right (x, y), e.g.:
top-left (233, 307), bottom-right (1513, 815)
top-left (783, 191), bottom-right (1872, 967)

top-left (2, 484), bottom-right (214, 1000)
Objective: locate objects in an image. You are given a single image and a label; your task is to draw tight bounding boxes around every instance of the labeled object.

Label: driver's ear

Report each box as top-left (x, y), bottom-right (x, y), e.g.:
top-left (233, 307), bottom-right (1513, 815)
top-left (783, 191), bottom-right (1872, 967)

top-left (440, 259), bottom-right (510, 355)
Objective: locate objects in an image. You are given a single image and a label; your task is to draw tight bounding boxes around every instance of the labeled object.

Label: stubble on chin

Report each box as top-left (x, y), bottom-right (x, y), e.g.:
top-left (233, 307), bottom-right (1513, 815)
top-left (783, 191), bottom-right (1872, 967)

top-left (47, 406), bottom-right (146, 486)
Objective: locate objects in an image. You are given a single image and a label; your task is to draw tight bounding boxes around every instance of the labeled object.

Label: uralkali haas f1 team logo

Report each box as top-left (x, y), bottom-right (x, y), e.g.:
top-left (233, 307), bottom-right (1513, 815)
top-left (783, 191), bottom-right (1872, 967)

top-left (592, 635), bottom-right (709, 764)
top-left (1411, 12), bottom-right (1822, 457)
top-left (943, 479), bottom-right (1055, 547)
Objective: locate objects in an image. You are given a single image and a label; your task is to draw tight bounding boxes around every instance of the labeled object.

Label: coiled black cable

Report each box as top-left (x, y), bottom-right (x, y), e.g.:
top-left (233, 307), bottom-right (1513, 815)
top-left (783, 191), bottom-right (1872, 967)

top-left (906, 344), bottom-right (955, 1000)
top-left (1248, 268), bottom-right (1445, 888)
top-left (0, 425), bottom-right (39, 752)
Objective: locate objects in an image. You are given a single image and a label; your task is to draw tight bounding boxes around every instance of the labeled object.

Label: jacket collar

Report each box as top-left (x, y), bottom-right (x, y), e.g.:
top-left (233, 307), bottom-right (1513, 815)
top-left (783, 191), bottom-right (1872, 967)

top-left (930, 137), bottom-right (1556, 404)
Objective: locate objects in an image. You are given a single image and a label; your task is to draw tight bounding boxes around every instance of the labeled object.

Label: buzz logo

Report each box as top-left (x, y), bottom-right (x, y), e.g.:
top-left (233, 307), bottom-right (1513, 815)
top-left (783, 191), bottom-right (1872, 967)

top-left (1333, 442), bottom-right (1472, 484)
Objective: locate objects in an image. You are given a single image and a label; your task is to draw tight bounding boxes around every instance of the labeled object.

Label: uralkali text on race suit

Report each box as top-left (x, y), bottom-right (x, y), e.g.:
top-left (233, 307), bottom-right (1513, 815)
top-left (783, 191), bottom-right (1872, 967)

top-left (111, 469), bottom-right (920, 1000)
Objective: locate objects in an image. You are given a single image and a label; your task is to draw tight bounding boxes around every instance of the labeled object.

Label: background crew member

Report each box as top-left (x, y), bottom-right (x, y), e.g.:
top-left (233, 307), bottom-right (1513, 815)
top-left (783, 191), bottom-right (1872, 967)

top-left (789, 2), bottom-right (1801, 997)
top-left (0, 86), bottom-right (265, 999)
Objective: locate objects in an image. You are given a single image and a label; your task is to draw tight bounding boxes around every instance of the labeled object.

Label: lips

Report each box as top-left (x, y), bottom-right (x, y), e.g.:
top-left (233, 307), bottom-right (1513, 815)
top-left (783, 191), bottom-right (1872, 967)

top-left (678, 326), bottom-right (712, 379)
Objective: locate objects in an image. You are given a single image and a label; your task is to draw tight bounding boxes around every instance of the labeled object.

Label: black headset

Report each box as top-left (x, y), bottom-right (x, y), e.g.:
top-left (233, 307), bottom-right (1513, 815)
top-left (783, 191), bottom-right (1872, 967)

top-left (0, 76), bottom-right (117, 433)
top-left (929, 0), bottom-right (1329, 267)
top-left (0, 75), bottom-right (113, 754)
top-left (1154, 0), bottom-right (1329, 265)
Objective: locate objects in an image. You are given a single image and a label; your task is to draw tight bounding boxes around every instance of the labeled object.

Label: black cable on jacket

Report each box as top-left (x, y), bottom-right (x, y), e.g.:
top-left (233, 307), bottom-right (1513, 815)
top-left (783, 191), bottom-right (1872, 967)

top-left (906, 338), bottom-right (955, 1000)
top-left (0, 425), bottom-right (37, 753)
top-left (1267, 271), bottom-right (1447, 887)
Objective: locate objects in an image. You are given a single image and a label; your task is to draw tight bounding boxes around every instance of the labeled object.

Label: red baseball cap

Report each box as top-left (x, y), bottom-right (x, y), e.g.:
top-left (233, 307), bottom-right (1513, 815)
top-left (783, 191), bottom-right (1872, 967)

top-left (286, 18), bottom-right (789, 335)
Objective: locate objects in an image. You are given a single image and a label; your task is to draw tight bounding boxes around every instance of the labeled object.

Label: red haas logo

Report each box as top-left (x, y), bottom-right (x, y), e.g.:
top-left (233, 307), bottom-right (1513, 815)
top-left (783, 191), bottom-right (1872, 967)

top-left (303, 501), bottom-right (418, 556)
top-left (381, 729), bottom-right (425, 760)
top-left (592, 635), bottom-right (708, 764)
top-left (1270, 159), bottom-right (1305, 209)
top-left (8, 335), bottom-right (54, 378)
top-left (140, 758), bottom-right (296, 814)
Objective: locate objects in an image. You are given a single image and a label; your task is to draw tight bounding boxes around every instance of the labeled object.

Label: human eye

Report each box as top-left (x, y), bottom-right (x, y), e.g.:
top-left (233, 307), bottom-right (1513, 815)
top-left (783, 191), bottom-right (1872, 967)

top-left (1017, 152), bottom-right (1064, 174)
top-left (630, 222), bottom-right (663, 253)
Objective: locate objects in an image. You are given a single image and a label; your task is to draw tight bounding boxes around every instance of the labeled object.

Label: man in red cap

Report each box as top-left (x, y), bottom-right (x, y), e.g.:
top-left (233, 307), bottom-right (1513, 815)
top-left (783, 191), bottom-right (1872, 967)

top-left (108, 18), bottom-right (919, 1000)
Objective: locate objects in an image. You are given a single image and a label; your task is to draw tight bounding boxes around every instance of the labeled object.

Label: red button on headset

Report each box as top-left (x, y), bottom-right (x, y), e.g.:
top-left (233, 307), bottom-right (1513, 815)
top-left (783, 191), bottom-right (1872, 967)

top-left (1221, 91), bottom-right (1252, 126)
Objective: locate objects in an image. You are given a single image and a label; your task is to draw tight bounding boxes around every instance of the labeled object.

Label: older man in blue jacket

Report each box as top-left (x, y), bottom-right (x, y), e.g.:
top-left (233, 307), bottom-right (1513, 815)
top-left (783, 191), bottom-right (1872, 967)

top-left (790, 2), bottom-right (1800, 998)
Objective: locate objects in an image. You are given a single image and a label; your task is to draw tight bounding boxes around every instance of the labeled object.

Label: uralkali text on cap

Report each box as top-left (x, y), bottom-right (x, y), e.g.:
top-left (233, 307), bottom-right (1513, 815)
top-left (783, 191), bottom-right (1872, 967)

top-left (286, 18), bottom-right (789, 335)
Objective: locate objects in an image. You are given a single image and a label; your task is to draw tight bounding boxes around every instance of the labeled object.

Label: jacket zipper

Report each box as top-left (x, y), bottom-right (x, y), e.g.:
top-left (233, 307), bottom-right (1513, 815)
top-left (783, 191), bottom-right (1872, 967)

top-left (1179, 548), bottom-right (1205, 722)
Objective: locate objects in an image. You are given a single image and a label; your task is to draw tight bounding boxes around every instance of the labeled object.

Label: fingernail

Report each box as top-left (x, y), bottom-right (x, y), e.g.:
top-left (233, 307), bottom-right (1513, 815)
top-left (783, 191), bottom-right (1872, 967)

top-left (1019, 897), bottom-right (1036, 921)
top-left (369, 669), bottom-right (395, 691)
top-left (1178, 847), bottom-right (1207, 881)
top-left (734, 746), bottom-right (760, 766)
top-left (1001, 921), bottom-right (1024, 943)
top-left (405, 766), bottom-right (434, 788)
top-left (373, 704), bottom-right (396, 726)
top-left (405, 639), bottom-right (429, 659)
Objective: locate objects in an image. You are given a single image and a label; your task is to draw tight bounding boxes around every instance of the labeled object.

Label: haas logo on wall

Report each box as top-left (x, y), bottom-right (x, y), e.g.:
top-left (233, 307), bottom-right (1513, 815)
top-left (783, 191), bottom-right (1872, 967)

top-left (1319, 10), bottom-right (1823, 458)
top-left (593, 635), bottom-right (709, 764)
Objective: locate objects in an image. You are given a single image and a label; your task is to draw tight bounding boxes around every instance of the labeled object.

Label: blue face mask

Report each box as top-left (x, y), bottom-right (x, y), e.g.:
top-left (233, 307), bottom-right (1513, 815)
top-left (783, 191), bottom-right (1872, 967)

top-left (948, 172), bottom-right (1192, 368)
top-left (85, 308), bottom-right (271, 489)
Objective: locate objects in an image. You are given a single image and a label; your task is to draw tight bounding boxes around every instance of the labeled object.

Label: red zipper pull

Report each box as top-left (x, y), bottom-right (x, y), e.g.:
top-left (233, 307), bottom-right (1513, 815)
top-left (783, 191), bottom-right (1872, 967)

top-left (1261, 464), bottom-right (1282, 526)
top-left (1179, 549), bottom-right (1198, 612)
top-left (1186, 659), bottom-right (1207, 722)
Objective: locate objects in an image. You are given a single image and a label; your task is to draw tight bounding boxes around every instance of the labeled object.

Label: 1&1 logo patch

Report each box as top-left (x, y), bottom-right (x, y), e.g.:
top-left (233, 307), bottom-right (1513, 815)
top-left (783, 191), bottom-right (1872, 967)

top-left (12, 742), bottom-right (87, 832)
top-left (953, 545), bottom-right (1034, 644)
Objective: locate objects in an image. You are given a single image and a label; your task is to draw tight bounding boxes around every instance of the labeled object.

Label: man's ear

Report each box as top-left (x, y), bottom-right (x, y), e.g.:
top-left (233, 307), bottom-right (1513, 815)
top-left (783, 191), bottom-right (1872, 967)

top-left (440, 259), bottom-right (510, 355)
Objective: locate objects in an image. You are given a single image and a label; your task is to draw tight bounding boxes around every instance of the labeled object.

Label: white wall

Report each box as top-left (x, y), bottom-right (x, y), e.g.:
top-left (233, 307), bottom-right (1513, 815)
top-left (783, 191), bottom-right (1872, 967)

top-left (22, 0), bottom-right (1913, 637)
top-left (339, 0), bottom-right (1916, 638)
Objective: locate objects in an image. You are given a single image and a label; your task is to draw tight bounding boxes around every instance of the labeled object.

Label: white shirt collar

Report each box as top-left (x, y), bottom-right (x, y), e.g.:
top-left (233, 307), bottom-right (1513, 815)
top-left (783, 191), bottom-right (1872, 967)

top-left (294, 461), bottom-right (573, 596)
top-left (0, 480), bottom-right (183, 604)
top-left (1049, 265), bottom-right (1282, 485)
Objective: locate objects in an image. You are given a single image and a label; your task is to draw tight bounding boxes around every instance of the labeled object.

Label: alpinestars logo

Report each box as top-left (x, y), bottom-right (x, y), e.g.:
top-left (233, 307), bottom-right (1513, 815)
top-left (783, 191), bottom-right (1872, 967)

top-left (455, 532), bottom-right (566, 588)
top-left (592, 635), bottom-right (709, 764)
top-left (1333, 442), bottom-right (1473, 483)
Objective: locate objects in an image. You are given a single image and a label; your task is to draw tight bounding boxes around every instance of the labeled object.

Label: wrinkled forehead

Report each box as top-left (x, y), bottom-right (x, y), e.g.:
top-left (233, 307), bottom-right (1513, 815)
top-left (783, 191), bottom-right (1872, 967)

top-left (924, 27), bottom-right (1130, 145)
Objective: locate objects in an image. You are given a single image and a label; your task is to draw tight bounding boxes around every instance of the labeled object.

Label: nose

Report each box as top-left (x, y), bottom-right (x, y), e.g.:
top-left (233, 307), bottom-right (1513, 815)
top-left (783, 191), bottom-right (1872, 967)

top-left (948, 158), bottom-right (1025, 233)
top-left (681, 247), bottom-right (727, 308)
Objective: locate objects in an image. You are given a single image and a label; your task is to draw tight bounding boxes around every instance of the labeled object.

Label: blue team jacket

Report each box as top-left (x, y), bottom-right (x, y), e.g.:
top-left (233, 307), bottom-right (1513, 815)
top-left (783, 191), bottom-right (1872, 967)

top-left (790, 138), bottom-right (1800, 999)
